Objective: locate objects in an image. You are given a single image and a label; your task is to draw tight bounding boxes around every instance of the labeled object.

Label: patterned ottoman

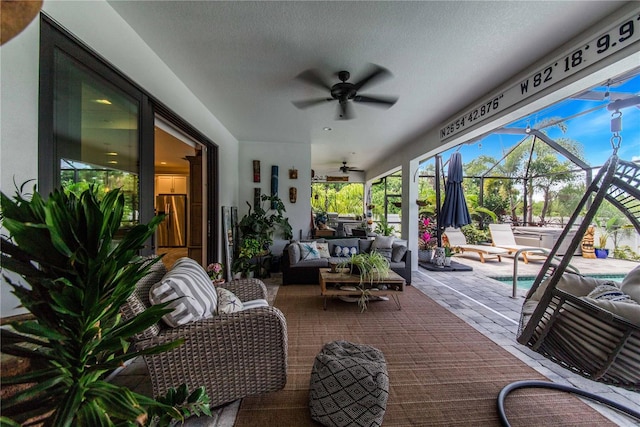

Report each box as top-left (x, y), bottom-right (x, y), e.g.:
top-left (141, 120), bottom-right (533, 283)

top-left (309, 340), bottom-right (389, 427)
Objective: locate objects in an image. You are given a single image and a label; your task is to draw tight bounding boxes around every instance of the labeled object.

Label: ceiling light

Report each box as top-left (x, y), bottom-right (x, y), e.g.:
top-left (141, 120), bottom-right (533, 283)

top-left (106, 152), bottom-right (118, 156)
top-left (94, 99), bottom-right (112, 105)
top-left (323, 127), bottom-right (332, 131)
top-left (107, 160), bottom-right (118, 164)
top-left (160, 161), bottom-right (167, 165)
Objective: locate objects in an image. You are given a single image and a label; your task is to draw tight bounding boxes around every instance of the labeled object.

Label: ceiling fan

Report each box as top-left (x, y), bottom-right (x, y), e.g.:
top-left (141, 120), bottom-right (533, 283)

top-left (292, 64), bottom-right (398, 120)
top-left (339, 161), bottom-right (364, 173)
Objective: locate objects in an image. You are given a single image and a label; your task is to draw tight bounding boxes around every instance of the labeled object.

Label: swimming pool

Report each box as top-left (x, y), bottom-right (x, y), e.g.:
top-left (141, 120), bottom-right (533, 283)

top-left (492, 274), bottom-right (626, 290)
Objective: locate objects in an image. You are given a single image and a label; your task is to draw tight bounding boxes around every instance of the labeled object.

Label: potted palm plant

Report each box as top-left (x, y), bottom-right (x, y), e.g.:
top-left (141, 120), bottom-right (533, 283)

top-left (0, 184), bottom-right (210, 426)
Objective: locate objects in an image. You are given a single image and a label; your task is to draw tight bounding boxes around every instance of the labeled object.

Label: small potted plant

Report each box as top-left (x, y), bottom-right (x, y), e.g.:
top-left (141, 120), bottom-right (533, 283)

top-left (595, 232), bottom-right (610, 259)
top-left (338, 252), bottom-right (391, 312)
top-left (443, 246), bottom-right (456, 267)
top-left (418, 216), bottom-right (436, 262)
top-left (207, 262), bottom-right (225, 284)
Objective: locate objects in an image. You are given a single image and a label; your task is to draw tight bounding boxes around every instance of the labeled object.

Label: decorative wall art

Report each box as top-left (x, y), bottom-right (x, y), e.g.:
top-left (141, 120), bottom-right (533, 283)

top-left (253, 160), bottom-right (260, 183)
top-left (271, 165), bottom-right (279, 209)
top-left (289, 187), bottom-right (297, 203)
top-left (289, 168), bottom-right (298, 179)
top-left (254, 188), bottom-right (261, 210)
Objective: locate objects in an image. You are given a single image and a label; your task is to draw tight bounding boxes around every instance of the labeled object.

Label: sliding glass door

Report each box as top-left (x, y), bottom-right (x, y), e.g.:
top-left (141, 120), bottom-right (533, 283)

top-left (39, 15), bottom-right (219, 261)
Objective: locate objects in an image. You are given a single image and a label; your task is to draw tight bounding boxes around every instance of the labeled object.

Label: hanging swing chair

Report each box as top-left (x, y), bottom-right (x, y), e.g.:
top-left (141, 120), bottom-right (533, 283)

top-left (498, 107), bottom-right (640, 425)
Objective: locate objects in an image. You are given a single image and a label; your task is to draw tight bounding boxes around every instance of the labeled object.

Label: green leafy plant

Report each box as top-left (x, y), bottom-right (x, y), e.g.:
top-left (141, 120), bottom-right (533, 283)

top-left (232, 238), bottom-right (263, 277)
top-left (238, 194), bottom-right (293, 247)
top-left (236, 194), bottom-right (292, 278)
top-left (0, 183), bottom-right (209, 426)
top-left (338, 252), bottom-right (391, 312)
top-left (444, 246), bottom-right (455, 257)
top-left (374, 217), bottom-right (395, 236)
top-left (613, 245), bottom-right (640, 261)
top-left (147, 384), bottom-right (210, 426)
top-left (594, 216), bottom-right (623, 249)
top-left (460, 224), bottom-right (490, 245)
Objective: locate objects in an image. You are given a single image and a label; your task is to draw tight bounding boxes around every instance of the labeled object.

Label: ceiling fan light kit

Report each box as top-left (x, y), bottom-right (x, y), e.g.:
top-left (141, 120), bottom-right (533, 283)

top-left (292, 64), bottom-right (398, 120)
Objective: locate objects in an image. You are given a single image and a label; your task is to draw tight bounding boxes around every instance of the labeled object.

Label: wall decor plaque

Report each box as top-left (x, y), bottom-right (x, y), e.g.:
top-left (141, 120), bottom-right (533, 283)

top-left (253, 160), bottom-right (260, 182)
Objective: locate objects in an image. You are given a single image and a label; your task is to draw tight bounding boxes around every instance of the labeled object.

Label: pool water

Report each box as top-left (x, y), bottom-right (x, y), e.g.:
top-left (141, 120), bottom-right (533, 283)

top-left (493, 274), bottom-right (626, 290)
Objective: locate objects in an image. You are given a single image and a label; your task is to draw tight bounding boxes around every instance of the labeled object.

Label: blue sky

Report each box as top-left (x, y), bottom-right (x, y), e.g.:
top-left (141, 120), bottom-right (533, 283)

top-left (438, 73), bottom-right (640, 169)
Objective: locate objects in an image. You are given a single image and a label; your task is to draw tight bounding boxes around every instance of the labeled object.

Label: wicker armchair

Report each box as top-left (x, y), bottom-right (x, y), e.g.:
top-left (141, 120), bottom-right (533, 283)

top-left (120, 261), bottom-right (288, 407)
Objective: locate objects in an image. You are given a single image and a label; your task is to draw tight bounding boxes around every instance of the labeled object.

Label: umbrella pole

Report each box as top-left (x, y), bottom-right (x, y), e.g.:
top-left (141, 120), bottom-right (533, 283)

top-left (435, 154), bottom-right (442, 246)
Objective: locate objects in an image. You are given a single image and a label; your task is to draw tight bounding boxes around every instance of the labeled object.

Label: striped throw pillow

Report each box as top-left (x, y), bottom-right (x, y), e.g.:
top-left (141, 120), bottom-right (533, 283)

top-left (149, 257), bottom-right (218, 327)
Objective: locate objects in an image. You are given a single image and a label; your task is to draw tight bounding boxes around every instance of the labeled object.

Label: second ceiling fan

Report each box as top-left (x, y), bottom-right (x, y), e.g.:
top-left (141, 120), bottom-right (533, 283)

top-left (292, 64), bottom-right (398, 120)
top-left (339, 161), bottom-right (363, 173)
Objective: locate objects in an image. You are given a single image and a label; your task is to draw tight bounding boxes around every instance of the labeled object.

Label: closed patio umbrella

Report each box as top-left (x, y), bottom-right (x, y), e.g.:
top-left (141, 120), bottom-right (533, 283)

top-left (439, 152), bottom-right (472, 230)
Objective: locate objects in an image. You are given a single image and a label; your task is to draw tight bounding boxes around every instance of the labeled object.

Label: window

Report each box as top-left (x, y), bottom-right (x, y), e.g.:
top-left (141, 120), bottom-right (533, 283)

top-left (54, 49), bottom-right (140, 225)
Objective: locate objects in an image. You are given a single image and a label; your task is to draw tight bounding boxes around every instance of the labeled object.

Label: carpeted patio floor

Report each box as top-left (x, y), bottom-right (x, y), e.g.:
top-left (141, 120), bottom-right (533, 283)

top-left (234, 285), bottom-right (615, 426)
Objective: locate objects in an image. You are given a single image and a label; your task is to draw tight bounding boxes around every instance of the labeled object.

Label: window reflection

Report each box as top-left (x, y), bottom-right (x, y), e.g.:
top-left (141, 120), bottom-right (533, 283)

top-left (53, 49), bottom-right (140, 226)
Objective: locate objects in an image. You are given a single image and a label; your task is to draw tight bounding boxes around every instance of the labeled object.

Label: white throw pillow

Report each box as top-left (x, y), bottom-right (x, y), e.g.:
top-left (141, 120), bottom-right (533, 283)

top-left (149, 257), bottom-right (218, 327)
top-left (217, 287), bottom-right (244, 314)
top-left (299, 241), bottom-right (321, 260)
top-left (371, 235), bottom-right (394, 250)
top-left (316, 242), bottom-right (331, 258)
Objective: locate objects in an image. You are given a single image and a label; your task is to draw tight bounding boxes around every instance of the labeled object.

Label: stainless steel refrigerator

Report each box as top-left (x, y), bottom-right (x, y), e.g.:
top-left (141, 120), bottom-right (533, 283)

top-left (156, 194), bottom-right (187, 247)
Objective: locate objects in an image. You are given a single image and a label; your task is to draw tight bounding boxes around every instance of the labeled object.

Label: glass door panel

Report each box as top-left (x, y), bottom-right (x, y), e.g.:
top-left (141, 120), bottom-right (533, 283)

top-left (53, 49), bottom-right (140, 225)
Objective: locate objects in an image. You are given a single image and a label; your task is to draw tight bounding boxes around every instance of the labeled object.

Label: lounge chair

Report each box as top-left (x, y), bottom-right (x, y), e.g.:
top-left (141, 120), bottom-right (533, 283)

top-left (488, 224), bottom-right (549, 264)
top-left (444, 227), bottom-right (507, 263)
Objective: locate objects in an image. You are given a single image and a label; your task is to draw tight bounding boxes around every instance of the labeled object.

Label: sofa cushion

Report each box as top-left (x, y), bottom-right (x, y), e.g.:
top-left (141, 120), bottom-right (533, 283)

top-left (334, 245), bottom-right (358, 257)
top-left (316, 242), bottom-right (331, 258)
top-left (531, 272), bottom-right (607, 301)
top-left (389, 261), bottom-right (406, 270)
top-left (582, 283), bottom-right (639, 325)
top-left (299, 241), bottom-right (321, 260)
top-left (328, 238), bottom-right (360, 255)
top-left (391, 244), bottom-right (408, 262)
top-left (149, 257), bottom-right (218, 327)
top-left (359, 239), bottom-right (373, 254)
top-left (290, 258), bottom-right (329, 268)
top-left (217, 287), bottom-right (244, 313)
top-left (242, 299), bottom-right (270, 310)
top-left (587, 283), bottom-right (634, 302)
top-left (288, 243), bottom-right (301, 265)
top-left (621, 264), bottom-right (640, 302)
top-left (374, 247), bottom-right (393, 262)
top-left (372, 235), bottom-right (394, 251)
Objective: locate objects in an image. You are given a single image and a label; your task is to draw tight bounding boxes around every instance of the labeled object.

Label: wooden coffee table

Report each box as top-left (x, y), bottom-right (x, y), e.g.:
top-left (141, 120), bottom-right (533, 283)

top-left (318, 268), bottom-right (405, 310)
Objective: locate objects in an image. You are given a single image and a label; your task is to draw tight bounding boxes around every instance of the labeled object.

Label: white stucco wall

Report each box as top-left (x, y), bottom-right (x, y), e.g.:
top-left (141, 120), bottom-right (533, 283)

top-left (0, 0), bottom-right (241, 317)
top-left (238, 141), bottom-right (312, 256)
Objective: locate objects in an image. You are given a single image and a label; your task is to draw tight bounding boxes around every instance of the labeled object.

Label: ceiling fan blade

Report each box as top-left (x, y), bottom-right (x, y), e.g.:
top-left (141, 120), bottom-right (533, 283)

top-left (292, 98), bottom-right (333, 109)
top-left (353, 95), bottom-right (398, 107)
top-left (337, 101), bottom-right (354, 120)
top-left (295, 69), bottom-right (331, 91)
top-left (353, 64), bottom-right (392, 91)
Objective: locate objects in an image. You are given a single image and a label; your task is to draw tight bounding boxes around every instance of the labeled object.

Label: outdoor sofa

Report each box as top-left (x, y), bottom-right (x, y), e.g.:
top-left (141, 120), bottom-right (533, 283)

top-left (281, 237), bottom-right (412, 285)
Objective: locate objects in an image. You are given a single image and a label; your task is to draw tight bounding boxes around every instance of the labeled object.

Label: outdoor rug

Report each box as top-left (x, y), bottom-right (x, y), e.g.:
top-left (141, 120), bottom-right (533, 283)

top-left (234, 285), bottom-right (614, 426)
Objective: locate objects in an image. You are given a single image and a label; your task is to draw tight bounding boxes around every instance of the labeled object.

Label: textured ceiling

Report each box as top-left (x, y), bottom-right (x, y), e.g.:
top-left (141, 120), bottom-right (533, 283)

top-left (108, 1), bottom-right (626, 174)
